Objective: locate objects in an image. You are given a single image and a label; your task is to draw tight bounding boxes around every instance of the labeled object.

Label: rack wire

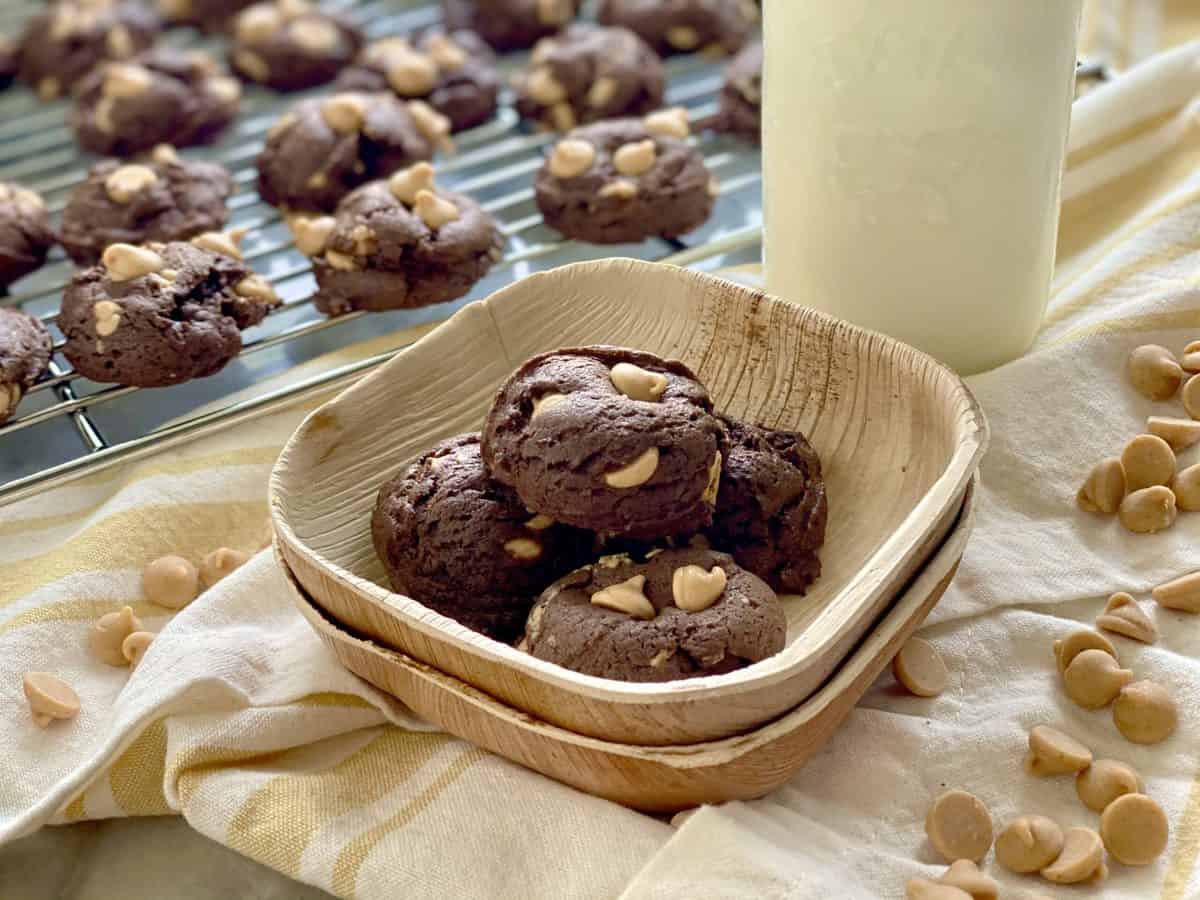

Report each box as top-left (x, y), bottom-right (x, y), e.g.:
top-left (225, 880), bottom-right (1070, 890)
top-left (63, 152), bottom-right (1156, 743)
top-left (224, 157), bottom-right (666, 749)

top-left (0, 0), bottom-right (766, 506)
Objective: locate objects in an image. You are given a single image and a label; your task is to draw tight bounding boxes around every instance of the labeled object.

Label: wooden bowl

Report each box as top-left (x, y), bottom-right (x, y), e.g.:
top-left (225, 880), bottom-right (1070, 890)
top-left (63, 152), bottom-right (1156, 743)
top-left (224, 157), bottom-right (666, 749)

top-left (280, 479), bottom-right (975, 812)
top-left (271, 259), bottom-right (987, 745)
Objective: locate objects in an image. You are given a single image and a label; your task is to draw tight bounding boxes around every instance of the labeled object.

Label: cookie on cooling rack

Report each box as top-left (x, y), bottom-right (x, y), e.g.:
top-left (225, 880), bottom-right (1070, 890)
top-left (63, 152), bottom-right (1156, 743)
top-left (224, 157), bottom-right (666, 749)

top-left (257, 93), bottom-right (445, 215)
top-left (440, 0), bottom-right (581, 52)
top-left (513, 25), bottom-right (664, 133)
top-left (0, 183), bottom-right (55, 291)
top-left (71, 50), bottom-right (241, 157)
top-left (336, 30), bottom-right (499, 133)
top-left (597, 0), bottom-right (755, 57)
top-left (535, 115), bottom-right (716, 245)
top-left (58, 237), bottom-right (279, 388)
top-left (372, 433), bottom-right (594, 642)
top-left (228, 0), bottom-right (363, 91)
top-left (299, 163), bottom-right (504, 315)
top-left (60, 145), bottom-right (234, 266)
top-left (704, 416), bottom-right (827, 594)
top-left (16, 0), bottom-right (160, 101)
top-left (481, 346), bottom-right (726, 540)
top-left (0, 308), bottom-right (52, 426)
top-left (155, 0), bottom-right (256, 31)
top-left (715, 40), bottom-right (761, 144)
top-left (524, 547), bottom-right (786, 682)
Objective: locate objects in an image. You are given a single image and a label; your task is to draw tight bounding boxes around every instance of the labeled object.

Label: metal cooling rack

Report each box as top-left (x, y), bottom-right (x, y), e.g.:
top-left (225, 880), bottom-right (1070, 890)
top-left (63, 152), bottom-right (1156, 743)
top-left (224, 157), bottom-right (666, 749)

top-left (0, 0), bottom-right (766, 506)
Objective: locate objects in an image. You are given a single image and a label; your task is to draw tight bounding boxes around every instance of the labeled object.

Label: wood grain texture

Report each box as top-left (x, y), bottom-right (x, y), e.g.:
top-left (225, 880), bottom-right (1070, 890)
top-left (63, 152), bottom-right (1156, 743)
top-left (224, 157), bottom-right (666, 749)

top-left (271, 259), bottom-right (988, 745)
top-left (279, 481), bottom-right (975, 812)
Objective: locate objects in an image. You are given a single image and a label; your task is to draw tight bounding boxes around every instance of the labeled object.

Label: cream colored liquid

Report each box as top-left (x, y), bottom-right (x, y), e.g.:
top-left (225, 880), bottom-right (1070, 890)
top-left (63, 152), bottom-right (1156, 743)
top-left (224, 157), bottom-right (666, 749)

top-left (763, 0), bottom-right (1082, 374)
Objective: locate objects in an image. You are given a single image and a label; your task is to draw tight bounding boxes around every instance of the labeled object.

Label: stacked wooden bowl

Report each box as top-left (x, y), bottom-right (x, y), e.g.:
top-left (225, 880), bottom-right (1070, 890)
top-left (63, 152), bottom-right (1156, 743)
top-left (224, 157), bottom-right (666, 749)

top-left (270, 259), bottom-right (988, 811)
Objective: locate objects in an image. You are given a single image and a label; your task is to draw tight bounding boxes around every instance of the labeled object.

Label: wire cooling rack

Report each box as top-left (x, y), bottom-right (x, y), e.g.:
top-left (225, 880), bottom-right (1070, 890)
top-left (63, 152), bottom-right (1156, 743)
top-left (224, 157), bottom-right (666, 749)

top-left (0, 0), bottom-right (766, 506)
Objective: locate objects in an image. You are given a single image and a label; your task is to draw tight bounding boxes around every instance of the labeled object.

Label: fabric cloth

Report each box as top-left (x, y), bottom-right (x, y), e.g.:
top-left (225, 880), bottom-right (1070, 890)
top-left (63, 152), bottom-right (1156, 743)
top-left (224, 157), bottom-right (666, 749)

top-left (3, 14), bottom-right (1200, 900)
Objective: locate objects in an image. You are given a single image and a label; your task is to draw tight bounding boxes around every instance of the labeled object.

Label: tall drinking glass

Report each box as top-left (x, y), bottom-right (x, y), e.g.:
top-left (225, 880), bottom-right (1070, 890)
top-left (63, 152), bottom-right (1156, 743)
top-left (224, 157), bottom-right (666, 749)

top-left (763, 1), bottom-right (1083, 374)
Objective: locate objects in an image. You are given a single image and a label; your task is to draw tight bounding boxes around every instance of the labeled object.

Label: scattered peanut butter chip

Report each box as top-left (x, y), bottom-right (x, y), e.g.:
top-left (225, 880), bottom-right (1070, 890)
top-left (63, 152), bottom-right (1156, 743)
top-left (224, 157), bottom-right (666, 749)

top-left (925, 790), bottom-right (993, 863)
top-left (1118, 485), bottom-right (1177, 534)
top-left (905, 880), bottom-right (971, 900)
top-left (143, 555), bottom-right (199, 609)
top-left (936, 859), bottom-right (997, 900)
top-left (671, 564), bottom-right (727, 612)
top-left (104, 164), bottom-right (158, 203)
top-left (995, 814), bottom-right (1064, 874)
top-left (1152, 570), bottom-right (1200, 613)
top-left (1076, 759), bottom-right (1141, 813)
top-left (1147, 416), bottom-right (1200, 451)
top-left (1128, 344), bottom-right (1183, 401)
top-left (892, 637), bottom-right (948, 697)
top-left (590, 575), bottom-right (654, 620)
top-left (121, 630), bottom-right (155, 669)
top-left (1096, 592), bottom-right (1157, 643)
top-left (191, 230), bottom-right (243, 259)
top-left (1040, 826), bottom-right (1104, 884)
top-left (1063, 648), bottom-right (1134, 709)
top-left (604, 446), bottom-right (659, 488)
top-left (531, 392), bottom-right (566, 419)
top-left (321, 93), bottom-right (368, 133)
top-left (1121, 434), bottom-right (1176, 492)
top-left (643, 107), bottom-right (690, 139)
top-left (23, 672), bottom-right (81, 728)
top-left (547, 138), bottom-right (596, 179)
top-left (1077, 457), bottom-right (1126, 514)
top-left (89, 605), bottom-right (143, 667)
top-left (102, 243), bottom-right (165, 281)
top-left (613, 139), bottom-right (657, 177)
top-left (1100, 793), bottom-right (1168, 865)
top-left (1112, 680), bottom-right (1177, 744)
top-left (414, 190), bottom-right (459, 229)
top-left (1175, 462), bottom-right (1200, 511)
top-left (609, 362), bottom-right (668, 401)
top-left (1025, 725), bottom-right (1092, 776)
top-left (1052, 628), bottom-right (1116, 674)
top-left (200, 547), bottom-right (250, 588)
top-left (503, 537), bottom-right (542, 561)
top-left (291, 215), bottom-right (336, 257)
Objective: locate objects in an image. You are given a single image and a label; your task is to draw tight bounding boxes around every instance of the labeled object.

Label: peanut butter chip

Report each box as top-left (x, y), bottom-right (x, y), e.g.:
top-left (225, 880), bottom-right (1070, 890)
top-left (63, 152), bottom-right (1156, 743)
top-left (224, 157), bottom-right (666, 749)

top-left (291, 215), bottom-right (336, 257)
top-left (586, 76), bottom-right (617, 108)
top-left (387, 50), bottom-right (437, 95)
top-left (925, 791), bottom-right (992, 863)
top-left (671, 564), bottom-right (727, 612)
top-left (407, 100), bottom-right (453, 150)
top-left (291, 19), bottom-right (339, 53)
top-left (525, 66), bottom-right (567, 105)
top-left (666, 25), bottom-right (701, 50)
top-left (548, 139), bottom-right (596, 179)
top-left (235, 276), bottom-right (278, 305)
top-left (200, 547), bottom-right (250, 588)
top-left (1063, 648), bottom-right (1134, 709)
top-left (1024, 724), bottom-right (1092, 775)
top-left (207, 76), bottom-right (242, 105)
top-left (1183, 372), bottom-right (1200, 418)
top-left (321, 94), bottom-right (368, 133)
top-left (1152, 571), bottom-right (1200, 613)
top-left (1041, 826), bottom-right (1104, 884)
top-left (1076, 759), bottom-right (1141, 812)
top-left (102, 243), bottom-right (165, 281)
top-left (107, 24), bottom-right (133, 58)
top-left (1100, 793), bottom-right (1168, 865)
top-left (995, 815), bottom-right (1064, 874)
top-left (936, 859), bottom-right (997, 900)
top-left (531, 392), bottom-right (566, 418)
top-left (905, 882), bottom-right (971, 900)
top-left (425, 34), bottom-right (466, 70)
top-left (89, 605), bottom-right (143, 667)
top-left (590, 575), bottom-right (654, 620)
top-left (23, 672), bottom-right (81, 728)
top-left (549, 103), bottom-right (576, 132)
top-left (892, 637), bottom-right (948, 697)
top-left (122, 630), bottom-right (155, 669)
top-left (143, 555), bottom-right (200, 609)
top-left (414, 190), bottom-right (459, 229)
top-left (1118, 485), bottom-right (1177, 534)
top-left (152, 142), bottom-right (179, 164)
top-left (1128, 344), bottom-right (1183, 400)
top-left (1077, 457), bottom-right (1126, 513)
top-left (1112, 680), bottom-right (1177, 744)
top-left (613, 139), bottom-right (657, 177)
top-left (1096, 592), bottom-right (1158, 643)
top-left (191, 230), bottom-right (242, 258)
top-left (503, 538), bottom-right (542, 561)
top-left (92, 299), bottom-right (122, 337)
top-left (1147, 416), bottom-right (1200, 451)
top-left (1175, 463), bottom-right (1200, 511)
top-left (1052, 628), bottom-right (1116, 674)
top-left (598, 179), bottom-right (637, 199)
top-left (103, 63), bottom-right (152, 98)
top-left (643, 107), bottom-right (690, 139)
top-left (525, 514), bottom-right (555, 531)
top-left (609, 362), bottom-right (668, 401)
top-left (604, 447), bottom-right (659, 489)
top-left (388, 162), bottom-right (436, 204)
top-left (324, 249), bottom-right (357, 271)
top-left (234, 49), bottom-right (270, 81)
top-left (1121, 434), bottom-right (1176, 492)
top-left (104, 164), bottom-right (158, 203)
top-left (535, 0), bottom-right (571, 26)
top-left (236, 4), bottom-right (282, 41)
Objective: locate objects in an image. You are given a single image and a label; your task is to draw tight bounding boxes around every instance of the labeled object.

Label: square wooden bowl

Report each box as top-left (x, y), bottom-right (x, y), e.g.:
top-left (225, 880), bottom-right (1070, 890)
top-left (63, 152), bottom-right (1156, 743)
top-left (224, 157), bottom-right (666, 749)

top-left (271, 259), bottom-right (987, 746)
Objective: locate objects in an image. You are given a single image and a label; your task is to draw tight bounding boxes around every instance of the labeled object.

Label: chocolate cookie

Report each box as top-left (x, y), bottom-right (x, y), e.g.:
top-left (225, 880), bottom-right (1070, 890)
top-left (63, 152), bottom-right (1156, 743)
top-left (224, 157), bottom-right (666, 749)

top-left (0, 36), bottom-right (20, 90)
top-left (0, 309), bottom-right (52, 426)
top-left (597, 0), bottom-right (755, 57)
top-left (705, 416), bottom-right (827, 594)
top-left (156, 0), bottom-right (256, 31)
top-left (336, 31), bottom-right (499, 133)
top-left (525, 547), bottom-right (786, 682)
top-left (514, 25), bottom-right (664, 133)
top-left (71, 50), bottom-right (241, 157)
top-left (0, 183), bottom-right (55, 291)
top-left (300, 164), bottom-right (504, 315)
top-left (58, 237), bottom-right (279, 387)
top-left (715, 40), bottom-right (761, 143)
top-left (482, 346), bottom-right (725, 540)
top-left (535, 115), bottom-right (715, 244)
top-left (16, 0), bottom-right (160, 101)
top-left (59, 145), bottom-right (233, 265)
top-left (372, 433), bottom-right (594, 642)
top-left (441, 0), bottom-right (580, 52)
top-left (256, 93), bottom-right (443, 214)
top-left (229, 0), bottom-right (363, 91)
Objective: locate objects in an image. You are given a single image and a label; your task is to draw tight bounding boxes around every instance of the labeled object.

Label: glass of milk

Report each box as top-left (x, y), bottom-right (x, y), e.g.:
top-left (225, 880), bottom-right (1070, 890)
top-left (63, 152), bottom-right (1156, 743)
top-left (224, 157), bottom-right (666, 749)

top-left (763, 0), bottom-right (1083, 374)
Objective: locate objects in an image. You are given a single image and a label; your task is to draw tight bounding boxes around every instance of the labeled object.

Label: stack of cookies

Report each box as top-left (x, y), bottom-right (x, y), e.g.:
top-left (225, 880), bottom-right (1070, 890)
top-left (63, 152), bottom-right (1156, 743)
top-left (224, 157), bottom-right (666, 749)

top-left (372, 345), bottom-right (828, 683)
